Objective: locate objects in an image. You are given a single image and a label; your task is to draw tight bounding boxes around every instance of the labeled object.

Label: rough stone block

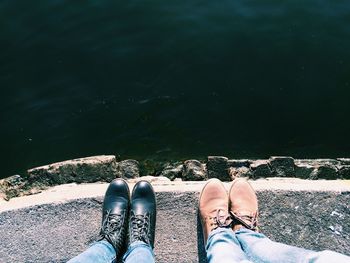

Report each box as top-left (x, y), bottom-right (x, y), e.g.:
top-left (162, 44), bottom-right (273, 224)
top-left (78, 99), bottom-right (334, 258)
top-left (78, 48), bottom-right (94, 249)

top-left (116, 159), bottom-right (140, 179)
top-left (227, 159), bottom-right (251, 168)
top-left (250, 160), bottom-right (272, 178)
top-left (228, 167), bottom-right (251, 179)
top-left (207, 156), bottom-right (230, 181)
top-left (182, 160), bottom-right (207, 181)
top-left (337, 158), bottom-right (350, 165)
top-left (0, 175), bottom-right (23, 188)
top-left (338, 166), bottom-right (350, 179)
top-left (0, 175), bottom-right (25, 201)
top-left (295, 161), bottom-right (315, 179)
top-left (269, 156), bottom-right (295, 177)
top-left (295, 159), bottom-right (340, 180)
top-left (160, 163), bottom-right (184, 181)
top-left (310, 165), bottom-right (338, 180)
top-left (27, 155), bottom-right (118, 185)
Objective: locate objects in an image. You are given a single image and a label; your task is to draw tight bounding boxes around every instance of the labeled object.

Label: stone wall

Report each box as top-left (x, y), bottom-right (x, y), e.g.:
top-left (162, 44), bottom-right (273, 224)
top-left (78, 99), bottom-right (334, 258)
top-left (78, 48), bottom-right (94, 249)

top-left (163, 156), bottom-right (350, 181)
top-left (1, 155), bottom-right (349, 200)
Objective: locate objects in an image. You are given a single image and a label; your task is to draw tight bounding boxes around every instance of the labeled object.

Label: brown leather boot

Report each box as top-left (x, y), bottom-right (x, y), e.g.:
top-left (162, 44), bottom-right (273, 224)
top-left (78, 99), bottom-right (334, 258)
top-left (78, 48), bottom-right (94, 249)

top-left (199, 179), bottom-right (232, 245)
top-left (229, 178), bottom-right (259, 232)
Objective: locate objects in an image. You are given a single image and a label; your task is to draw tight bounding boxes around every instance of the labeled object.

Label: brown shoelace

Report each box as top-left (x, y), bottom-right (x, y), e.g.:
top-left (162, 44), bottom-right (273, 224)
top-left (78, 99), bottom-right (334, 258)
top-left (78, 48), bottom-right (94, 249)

top-left (230, 211), bottom-right (259, 231)
top-left (206, 209), bottom-right (233, 231)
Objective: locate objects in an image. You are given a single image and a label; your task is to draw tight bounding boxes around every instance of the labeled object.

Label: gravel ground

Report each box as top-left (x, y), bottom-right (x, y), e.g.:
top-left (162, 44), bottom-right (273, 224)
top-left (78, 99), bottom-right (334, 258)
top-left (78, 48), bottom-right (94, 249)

top-left (0, 190), bottom-right (349, 262)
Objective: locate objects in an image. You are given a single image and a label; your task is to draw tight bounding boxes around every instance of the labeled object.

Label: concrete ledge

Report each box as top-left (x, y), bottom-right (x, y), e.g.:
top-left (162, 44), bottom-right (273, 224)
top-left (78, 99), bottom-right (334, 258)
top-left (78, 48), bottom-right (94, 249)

top-left (0, 180), bottom-right (349, 262)
top-left (1, 178), bottom-right (350, 213)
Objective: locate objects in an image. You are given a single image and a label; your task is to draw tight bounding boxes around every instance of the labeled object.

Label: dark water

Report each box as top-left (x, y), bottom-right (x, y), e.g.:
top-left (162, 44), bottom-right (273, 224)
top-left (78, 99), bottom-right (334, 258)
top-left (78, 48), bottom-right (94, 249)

top-left (1, 0), bottom-right (350, 178)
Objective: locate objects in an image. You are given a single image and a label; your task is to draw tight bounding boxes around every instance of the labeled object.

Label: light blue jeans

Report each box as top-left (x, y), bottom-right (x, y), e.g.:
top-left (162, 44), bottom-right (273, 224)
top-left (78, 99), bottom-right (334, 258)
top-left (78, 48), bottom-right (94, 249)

top-left (67, 240), bottom-right (155, 263)
top-left (206, 227), bottom-right (350, 263)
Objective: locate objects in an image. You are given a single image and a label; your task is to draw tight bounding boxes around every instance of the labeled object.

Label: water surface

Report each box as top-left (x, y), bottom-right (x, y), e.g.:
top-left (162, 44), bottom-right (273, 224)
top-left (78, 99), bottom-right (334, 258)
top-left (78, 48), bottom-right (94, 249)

top-left (1, 0), bottom-right (350, 178)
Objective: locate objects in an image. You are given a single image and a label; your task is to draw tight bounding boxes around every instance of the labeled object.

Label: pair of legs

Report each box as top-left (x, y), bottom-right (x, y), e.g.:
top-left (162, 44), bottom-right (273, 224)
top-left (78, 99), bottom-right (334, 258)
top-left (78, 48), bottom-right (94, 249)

top-left (68, 179), bottom-right (156, 263)
top-left (199, 178), bottom-right (350, 263)
top-left (69, 178), bottom-right (350, 263)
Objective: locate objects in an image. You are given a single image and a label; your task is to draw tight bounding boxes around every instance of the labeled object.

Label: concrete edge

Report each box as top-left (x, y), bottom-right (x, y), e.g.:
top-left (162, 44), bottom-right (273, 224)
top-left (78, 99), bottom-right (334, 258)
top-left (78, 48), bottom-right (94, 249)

top-left (1, 178), bottom-right (350, 213)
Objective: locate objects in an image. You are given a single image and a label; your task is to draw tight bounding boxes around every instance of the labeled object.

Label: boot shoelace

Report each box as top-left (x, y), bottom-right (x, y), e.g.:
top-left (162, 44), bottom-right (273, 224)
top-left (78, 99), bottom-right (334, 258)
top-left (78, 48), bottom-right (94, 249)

top-left (208, 209), bottom-right (233, 231)
top-left (230, 211), bottom-right (259, 231)
top-left (130, 212), bottom-right (151, 245)
top-left (99, 210), bottom-right (125, 246)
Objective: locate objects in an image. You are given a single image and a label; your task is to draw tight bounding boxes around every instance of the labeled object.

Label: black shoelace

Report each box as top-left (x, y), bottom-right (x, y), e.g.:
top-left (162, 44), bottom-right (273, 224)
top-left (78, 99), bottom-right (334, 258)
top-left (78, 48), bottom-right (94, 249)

top-left (99, 210), bottom-right (124, 242)
top-left (130, 212), bottom-right (151, 245)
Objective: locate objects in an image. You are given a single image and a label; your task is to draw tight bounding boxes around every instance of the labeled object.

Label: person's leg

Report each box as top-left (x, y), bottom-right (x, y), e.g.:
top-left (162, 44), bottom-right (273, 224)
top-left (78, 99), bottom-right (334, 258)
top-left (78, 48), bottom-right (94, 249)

top-left (236, 227), bottom-right (314, 263)
top-left (123, 241), bottom-right (155, 263)
top-left (68, 179), bottom-right (130, 263)
top-left (306, 250), bottom-right (350, 263)
top-left (199, 179), bottom-right (252, 263)
top-left (229, 179), bottom-right (350, 263)
top-left (67, 240), bottom-right (116, 263)
top-left (123, 181), bottom-right (156, 263)
top-left (206, 227), bottom-right (253, 263)
top-left (235, 227), bottom-right (350, 263)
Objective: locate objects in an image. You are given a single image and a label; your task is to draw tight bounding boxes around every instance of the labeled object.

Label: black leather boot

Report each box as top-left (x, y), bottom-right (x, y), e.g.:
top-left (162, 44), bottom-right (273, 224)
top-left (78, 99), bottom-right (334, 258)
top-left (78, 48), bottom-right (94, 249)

top-left (99, 178), bottom-right (130, 255)
top-left (128, 181), bottom-right (157, 248)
